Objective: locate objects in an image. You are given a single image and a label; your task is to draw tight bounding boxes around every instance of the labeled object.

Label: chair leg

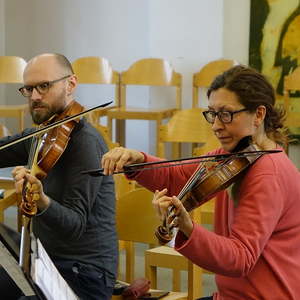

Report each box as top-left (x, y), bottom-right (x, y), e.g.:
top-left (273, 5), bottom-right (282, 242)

top-left (172, 269), bottom-right (181, 292)
top-left (124, 241), bottom-right (135, 283)
top-left (187, 262), bottom-right (203, 300)
top-left (145, 258), bottom-right (158, 289)
top-left (0, 206), bottom-right (4, 223)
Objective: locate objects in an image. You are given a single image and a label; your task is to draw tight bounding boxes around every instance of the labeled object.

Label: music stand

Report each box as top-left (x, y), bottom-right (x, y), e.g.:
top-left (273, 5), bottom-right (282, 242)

top-left (0, 223), bottom-right (46, 299)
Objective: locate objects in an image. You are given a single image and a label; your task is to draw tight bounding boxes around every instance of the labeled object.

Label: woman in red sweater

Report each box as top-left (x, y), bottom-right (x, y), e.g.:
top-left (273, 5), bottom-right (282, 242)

top-left (102, 66), bottom-right (300, 299)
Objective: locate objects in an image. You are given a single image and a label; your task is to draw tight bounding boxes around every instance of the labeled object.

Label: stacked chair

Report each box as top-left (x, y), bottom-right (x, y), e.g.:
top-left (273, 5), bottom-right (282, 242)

top-left (72, 56), bottom-right (120, 127)
top-left (192, 59), bottom-right (237, 108)
top-left (0, 56), bottom-right (28, 132)
top-left (106, 58), bottom-right (182, 154)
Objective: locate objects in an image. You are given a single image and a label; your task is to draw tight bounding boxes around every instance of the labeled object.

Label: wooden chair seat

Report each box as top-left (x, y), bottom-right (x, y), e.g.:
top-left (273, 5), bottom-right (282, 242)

top-left (106, 107), bottom-right (177, 120)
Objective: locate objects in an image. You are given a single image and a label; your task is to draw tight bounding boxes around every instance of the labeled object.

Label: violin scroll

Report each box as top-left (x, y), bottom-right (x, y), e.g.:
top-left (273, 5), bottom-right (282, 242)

top-left (20, 180), bottom-right (39, 218)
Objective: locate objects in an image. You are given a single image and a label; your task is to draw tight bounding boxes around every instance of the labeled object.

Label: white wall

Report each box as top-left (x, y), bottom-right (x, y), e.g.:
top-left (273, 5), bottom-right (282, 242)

top-left (3, 0), bottom-right (251, 152)
top-left (223, 0), bottom-right (251, 65)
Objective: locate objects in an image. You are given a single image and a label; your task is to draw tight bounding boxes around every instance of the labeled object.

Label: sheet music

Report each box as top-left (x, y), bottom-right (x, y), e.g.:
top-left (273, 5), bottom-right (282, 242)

top-left (31, 238), bottom-right (79, 300)
top-left (0, 239), bottom-right (35, 296)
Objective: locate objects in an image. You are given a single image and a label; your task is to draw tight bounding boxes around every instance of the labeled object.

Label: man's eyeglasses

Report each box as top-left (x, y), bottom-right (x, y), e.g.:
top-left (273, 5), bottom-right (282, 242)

top-left (19, 75), bottom-right (72, 97)
top-left (202, 108), bottom-right (248, 124)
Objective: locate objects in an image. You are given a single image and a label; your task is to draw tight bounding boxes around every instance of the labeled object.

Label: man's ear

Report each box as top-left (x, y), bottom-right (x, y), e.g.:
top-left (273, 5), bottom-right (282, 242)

top-left (254, 105), bottom-right (266, 127)
top-left (67, 74), bottom-right (77, 95)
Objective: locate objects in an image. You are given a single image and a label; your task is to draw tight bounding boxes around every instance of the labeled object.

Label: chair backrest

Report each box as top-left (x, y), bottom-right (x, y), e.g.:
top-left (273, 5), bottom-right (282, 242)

top-left (120, 58), bottom-right (182, 109)
top-left (0, 56), bottom-right (27, 83)
top-left (193, 59), bottom-right (237, 107)
top-left (283, 66), bottom-right (300, 128)
top-left (72, 57), bottom-right (120, 126)
top-left (72, 56), bottom-right (119, 85)
top-left (157, 108), bottom-right (219, 158)
top-left (116, 188), bottom-right (160, 245)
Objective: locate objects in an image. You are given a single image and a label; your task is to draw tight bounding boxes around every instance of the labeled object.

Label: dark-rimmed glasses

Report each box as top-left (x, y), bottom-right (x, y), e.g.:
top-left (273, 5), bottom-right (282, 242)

top-left (202, 108), bottom-right (248, 124)
top-left (18, 75), bottom-right (72, 97)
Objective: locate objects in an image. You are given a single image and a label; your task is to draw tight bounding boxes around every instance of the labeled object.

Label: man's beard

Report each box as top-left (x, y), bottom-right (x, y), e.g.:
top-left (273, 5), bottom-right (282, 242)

top-left (30, 103), bottom-right (55, 124)
top-left (30, 90), bottom-right (67, 125)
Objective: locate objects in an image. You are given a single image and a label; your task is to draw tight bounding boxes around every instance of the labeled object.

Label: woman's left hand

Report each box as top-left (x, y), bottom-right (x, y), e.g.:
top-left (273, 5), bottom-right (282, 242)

top-left (152, 189), bottom-right (194, 238)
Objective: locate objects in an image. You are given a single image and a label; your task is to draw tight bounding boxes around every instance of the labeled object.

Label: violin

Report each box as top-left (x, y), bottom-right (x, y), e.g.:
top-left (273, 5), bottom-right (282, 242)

top-left (155, 136), bottom-right (266, 245)
top-left (19, 100), bottom-right (84, 218)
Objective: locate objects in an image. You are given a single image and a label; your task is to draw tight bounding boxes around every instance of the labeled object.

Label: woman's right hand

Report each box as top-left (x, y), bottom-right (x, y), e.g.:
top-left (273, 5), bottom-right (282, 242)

top-left (101, 147), bottom-right (145, 175)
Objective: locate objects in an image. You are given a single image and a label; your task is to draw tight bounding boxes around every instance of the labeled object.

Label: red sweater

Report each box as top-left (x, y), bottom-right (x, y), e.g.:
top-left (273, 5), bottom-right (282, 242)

top-left (130, 149), bottom-right (300, 299)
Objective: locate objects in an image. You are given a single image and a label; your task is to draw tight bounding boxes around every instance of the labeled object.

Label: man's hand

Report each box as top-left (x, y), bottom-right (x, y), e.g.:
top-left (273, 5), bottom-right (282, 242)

top-left (12, 166), bottom-right (50, 211)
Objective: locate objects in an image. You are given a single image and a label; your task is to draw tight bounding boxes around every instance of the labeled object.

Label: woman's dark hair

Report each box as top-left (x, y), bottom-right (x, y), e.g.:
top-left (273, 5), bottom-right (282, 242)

top-left (207, 65), bottom-right (287, 146)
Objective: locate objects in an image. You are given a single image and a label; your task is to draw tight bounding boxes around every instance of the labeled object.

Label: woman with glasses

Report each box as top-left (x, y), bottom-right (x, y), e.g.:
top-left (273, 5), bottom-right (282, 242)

top-left (102, 65), bottom-right (300, 299)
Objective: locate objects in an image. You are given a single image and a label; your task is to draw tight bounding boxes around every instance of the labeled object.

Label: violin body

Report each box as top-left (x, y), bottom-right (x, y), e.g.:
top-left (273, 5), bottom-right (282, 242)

top-left (155, 141), bottom-right (262, 245)
top-left (37, 101), bottom-right (84, 176)
top-left (20, 101), bottom-right (84, 218)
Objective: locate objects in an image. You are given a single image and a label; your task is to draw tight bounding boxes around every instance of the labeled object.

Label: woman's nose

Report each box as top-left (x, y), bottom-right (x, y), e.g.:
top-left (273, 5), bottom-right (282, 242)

top-left (211, 115), bottom-right (224, 131)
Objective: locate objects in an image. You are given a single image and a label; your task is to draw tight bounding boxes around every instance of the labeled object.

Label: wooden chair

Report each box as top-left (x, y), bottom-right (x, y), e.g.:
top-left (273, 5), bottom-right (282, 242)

top-left (193, 59), bottom-right (237, 108)
top-left (115, 187), bottom-right (201, 300)
top-left (106, 58), bottom-right (182, 154)
top-left (0, 123), bottom-right (21, 229)
top-left (283, 66), bottom-right (300, 153)
top-left (72, 56), bottom-right (120, 126)
top-left (0, 56), bottom-right (28, 131)
top-left (157, 108), bottom-right (219, 159)
top-left (144, 202), bottom-right (214, 300)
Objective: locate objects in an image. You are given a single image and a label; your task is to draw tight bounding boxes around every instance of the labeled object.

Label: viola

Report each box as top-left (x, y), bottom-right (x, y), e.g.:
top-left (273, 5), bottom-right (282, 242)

top-left (155, 137), bottom-right (266, 245)
top-left (20, 100), bottom-right (84, 218)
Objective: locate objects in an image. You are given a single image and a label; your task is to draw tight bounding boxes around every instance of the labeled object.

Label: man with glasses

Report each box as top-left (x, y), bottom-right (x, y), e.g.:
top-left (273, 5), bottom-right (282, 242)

top-left (0, 53), bottom-right (117, 300)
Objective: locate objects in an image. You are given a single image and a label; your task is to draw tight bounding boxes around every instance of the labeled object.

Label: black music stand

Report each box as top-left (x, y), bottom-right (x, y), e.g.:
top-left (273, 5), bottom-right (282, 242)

top-left (0, 223), bottom-right (46, 300)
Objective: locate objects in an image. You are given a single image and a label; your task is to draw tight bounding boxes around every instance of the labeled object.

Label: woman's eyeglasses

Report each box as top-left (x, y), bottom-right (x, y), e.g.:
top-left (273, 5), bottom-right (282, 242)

top-left (19, 75), bottom-right (72, 97)
top-left (202, 108), bottom-right (248, 124)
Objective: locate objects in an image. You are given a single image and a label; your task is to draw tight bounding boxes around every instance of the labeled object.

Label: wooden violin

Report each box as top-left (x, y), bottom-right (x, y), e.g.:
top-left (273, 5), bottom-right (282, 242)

top-left (155, 136), bottom-right (267, 245)
top-left (19, 100), bottom-right (84, 218)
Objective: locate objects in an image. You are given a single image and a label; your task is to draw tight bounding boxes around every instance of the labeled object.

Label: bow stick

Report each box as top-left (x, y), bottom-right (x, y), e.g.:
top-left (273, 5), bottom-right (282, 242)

top-left (0, 101), bottom-right (113, 152)
top-left (82, 149), bottom-right (282, 176)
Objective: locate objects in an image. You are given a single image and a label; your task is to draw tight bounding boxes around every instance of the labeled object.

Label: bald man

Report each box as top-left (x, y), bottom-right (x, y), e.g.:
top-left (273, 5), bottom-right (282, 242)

top-left (0, 53), bottom-right (117, 300)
